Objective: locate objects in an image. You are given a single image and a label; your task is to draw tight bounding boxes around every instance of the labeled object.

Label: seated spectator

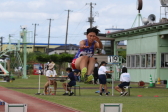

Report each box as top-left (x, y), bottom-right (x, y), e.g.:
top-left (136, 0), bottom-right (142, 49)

top-left (44, 60), bottom-right (57, 95)
top-left (114, 67), bottom-right (130, 96)
top-left (62, 68), bottom-right (76, 96)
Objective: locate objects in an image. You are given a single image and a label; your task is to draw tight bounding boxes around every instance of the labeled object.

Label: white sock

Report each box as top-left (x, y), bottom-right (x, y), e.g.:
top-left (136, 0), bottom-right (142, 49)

top-left (70, 91), bottom-right (73, 93)
top-left (120, 92), bottom-right (123, 94)
top-left (65, 91), bottom-right (68, 93)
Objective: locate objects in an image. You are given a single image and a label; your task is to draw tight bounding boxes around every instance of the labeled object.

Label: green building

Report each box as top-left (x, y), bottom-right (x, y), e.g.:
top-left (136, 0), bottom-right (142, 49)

top-left (107, 22), bottom-right (168, 83)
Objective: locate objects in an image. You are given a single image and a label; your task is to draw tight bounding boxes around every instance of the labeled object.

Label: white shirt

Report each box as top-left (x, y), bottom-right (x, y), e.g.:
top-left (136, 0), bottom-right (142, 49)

top-left (120, 73), bottom-right (130, 82)
top-left (98, 66), bottom-right (107, 75)
top-left (46, 70), bottom-right (57, 77)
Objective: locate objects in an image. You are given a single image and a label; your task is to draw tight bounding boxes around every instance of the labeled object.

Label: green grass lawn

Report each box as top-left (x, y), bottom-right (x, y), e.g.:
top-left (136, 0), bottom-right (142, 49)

top-left (1, 75), bottom-right (168, 112)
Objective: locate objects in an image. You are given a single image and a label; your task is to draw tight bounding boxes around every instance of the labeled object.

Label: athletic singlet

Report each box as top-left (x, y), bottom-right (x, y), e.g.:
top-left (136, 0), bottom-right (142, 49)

top-left (73, 39), bottom-right (96, 59)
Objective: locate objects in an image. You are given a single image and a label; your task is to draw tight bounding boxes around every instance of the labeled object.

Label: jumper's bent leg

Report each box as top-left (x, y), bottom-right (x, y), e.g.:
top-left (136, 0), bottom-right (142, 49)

top-left (87, 57), bottom-right (95, 75)
top-left (75, 56), bottom-right (89, 77)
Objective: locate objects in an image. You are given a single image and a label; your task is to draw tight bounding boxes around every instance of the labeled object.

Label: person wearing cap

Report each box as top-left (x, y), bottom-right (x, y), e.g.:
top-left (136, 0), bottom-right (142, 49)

top-left (71, 27), bottom-right (103, 78)
top-left (98, 61), bottom-right (113, 96)
top-left (44, 60), bottom-right (57, 95)
top-left (114, 67), bottom-right (130, 96)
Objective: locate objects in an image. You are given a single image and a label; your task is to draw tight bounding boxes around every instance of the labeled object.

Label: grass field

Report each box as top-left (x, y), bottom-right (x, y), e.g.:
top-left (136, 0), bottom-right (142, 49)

top-left (1, 75), bottom-right (168, 112)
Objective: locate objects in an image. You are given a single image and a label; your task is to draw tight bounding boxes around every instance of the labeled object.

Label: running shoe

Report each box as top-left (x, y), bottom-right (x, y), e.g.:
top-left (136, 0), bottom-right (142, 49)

top-left (123, 91), bottom-right (128, 96)
top-left (69, 92), bottom-right (74, 96)
top-left (106, 93), bottom-right (109, 96)
top-left (81, 67), bottom-right (87, 78)
top-left (62, 93), bottom-right (69, 95)
top-left (120, 93), bottom-right (124, 96)
top-left (100, 93), bottom-right (102, 96)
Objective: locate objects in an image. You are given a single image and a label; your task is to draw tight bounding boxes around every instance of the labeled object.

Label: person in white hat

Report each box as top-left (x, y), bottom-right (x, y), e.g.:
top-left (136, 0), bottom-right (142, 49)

top-left (44, 60), bottom-right (57, 95)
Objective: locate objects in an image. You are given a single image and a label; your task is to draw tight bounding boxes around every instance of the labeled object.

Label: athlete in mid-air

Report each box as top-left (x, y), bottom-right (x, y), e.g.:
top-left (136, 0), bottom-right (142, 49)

top-left (71, 27), bottom-right (103, 77)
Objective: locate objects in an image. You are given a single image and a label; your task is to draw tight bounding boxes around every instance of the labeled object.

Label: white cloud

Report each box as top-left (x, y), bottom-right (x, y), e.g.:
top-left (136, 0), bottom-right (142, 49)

top-left (27, 1), bottom-right (46, 10)
top-left (0, 0), bottom-right (164, 44)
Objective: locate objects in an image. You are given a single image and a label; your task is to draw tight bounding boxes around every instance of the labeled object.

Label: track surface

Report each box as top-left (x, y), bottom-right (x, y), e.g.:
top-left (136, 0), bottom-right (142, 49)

top-left (0, 87), bottom-right (80, 112)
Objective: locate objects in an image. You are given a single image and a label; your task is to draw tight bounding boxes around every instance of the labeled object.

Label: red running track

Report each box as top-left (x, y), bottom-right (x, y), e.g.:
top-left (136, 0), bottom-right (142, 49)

top-left (0, 87), bottom-right (80, 112)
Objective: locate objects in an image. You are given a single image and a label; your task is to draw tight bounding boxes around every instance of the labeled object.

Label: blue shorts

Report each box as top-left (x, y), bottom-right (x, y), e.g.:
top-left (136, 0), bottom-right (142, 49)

top-left (118, 82), bottom-right (130, 88)
top-left (68, 81), bottom-right (76, 87)
top-left (98, 75), bottom-right (106, 84)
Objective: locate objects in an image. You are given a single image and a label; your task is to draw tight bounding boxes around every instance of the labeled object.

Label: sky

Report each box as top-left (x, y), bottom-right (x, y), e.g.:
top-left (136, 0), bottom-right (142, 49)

top-left (0, 0), bottom-right (162, 45)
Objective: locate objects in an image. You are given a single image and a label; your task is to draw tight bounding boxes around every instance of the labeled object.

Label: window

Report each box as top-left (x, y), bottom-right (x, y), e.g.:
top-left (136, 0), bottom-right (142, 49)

top-left (127, 53), bottom-right (156, 68)
top-left (101, 40), bottom-right (113, 55)
top-left (131, 55), bottom-right (135, 67)
top-left (165, 54), bottom-right (168, 67)
top-left (127, 56), bottom-right (130, 67)
top-left (152, 54), bottom-right (156, 67)
top-left (146, 54), bottom-right (151, 67)
top-left (161, 53), bottom-right (168, 67)
top-left (141, 55), bottom-right (146, 67)
top-left (136, 55), bottom-right (140, 67)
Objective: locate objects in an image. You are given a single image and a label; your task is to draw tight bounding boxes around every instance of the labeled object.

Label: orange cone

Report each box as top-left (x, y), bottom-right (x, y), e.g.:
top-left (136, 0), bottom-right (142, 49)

top-left (137, 95), bottom-right (142, 97)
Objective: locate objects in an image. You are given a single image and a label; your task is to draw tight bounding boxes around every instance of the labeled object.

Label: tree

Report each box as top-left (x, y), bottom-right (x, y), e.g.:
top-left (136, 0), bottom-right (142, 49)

top-left (56, 53), bottom-right (74, 74)
top-left (36, 53), bottom-right (74, 75)
top-left (27, 52), bottom-right (46, 63)
top-left (36, 54), bottom-right (50, 63)
top-left (118, 47), bottom-right (126, 63)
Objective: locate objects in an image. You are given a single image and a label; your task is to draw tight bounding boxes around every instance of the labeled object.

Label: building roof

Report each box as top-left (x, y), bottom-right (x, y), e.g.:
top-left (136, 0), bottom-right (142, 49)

top-left (2, 43), bottom-right (78, 46)
top-left (107, 22), bottom-right (168, 38)
top-left (47, 44), bottom-right (79, 53)
top-left (54, 44), bottom-right (79, 50)
top-left (105, 28), bottom-right (124, 30)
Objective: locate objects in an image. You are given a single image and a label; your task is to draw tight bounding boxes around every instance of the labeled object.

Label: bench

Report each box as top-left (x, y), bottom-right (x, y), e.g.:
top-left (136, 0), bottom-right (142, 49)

top-left (70, 85), bottom-right (81, 96)
top-left (123, 86), bottom-right (131, 96)
top-left (106, 78), bottom-right (112, 83)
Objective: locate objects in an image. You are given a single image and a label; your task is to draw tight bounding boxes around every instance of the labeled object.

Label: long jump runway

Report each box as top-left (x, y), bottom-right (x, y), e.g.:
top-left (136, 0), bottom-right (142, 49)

top-left (0, 87), bottom-right (80, 112)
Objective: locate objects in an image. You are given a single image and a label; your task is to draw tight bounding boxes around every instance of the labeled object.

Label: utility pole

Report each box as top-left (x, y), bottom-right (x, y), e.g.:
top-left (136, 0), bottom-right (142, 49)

top-left (65, 9), bottom-right (72, 53)
top-left (8, 34), bottom-right (12, 76)
top-left (32, 23), bottom-right (39, 52)
top-left (0, 37), bottom-right (4, 51)
top-left (86, 2), bottom-right (96, 28)
top-left (20, 27), bottom-right (28, 79)
top-left (8, 34), bottom-right (14, 50)
top-left (47, 19), bottom-right (54, 54)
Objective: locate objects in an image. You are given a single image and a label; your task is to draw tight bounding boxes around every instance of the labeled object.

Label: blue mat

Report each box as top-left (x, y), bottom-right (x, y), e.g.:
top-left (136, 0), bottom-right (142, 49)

top-left (95, 90), bottom-right (110, 93)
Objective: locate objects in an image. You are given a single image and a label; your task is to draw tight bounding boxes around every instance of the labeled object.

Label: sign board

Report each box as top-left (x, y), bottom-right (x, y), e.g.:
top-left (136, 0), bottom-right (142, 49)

top-left (5, 103), bottom-right (27, 112)
top-left (108, 56), bottom-right (119, 64)
top-left (100, 103), bottom-right (123, 112)
top-left (33, 63), bottom-right (41, 75)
